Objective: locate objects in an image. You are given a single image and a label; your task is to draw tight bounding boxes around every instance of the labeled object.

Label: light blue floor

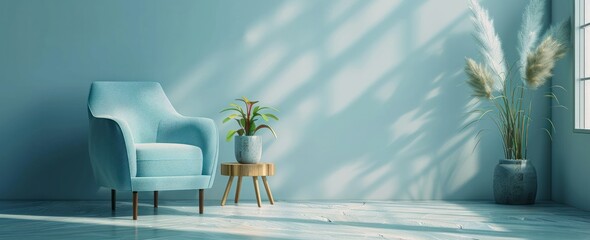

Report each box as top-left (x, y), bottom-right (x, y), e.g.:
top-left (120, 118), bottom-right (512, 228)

top-left (0, 200), bottom-right (589, 239)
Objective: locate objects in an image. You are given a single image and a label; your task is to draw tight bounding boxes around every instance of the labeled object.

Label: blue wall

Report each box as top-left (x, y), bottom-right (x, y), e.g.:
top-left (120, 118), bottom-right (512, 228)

top-left (551, 0), bottom-right (590, 211)
top-left (0, 0), bottom-right (552, 201)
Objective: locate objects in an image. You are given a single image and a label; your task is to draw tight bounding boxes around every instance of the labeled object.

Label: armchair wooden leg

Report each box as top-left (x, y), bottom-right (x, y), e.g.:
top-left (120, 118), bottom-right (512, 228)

top-left (132, 191), bottom-right (138, 220)
top-left (154, 191), bottom-right (158, 208)
top-left (111, 189), bottom-right (116, 211)
top-left (199, 189), bottom-right (204, 214)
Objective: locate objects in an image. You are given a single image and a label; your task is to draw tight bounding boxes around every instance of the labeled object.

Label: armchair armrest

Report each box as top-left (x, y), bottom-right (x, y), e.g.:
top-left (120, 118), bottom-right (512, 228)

top-left (157, 114), bottom-right (219, 187)
top-left (88, 111), bottom-right (136, 191)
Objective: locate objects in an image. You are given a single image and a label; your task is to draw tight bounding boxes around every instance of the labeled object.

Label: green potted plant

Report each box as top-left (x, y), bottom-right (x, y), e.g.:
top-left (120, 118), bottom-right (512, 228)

top-left (221, 97), bottom-right (279, 164)
top-left (464, 0), bottom-right (568, 204)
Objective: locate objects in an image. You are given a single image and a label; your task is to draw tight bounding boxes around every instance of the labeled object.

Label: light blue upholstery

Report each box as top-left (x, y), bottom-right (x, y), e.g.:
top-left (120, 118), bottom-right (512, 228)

top-left (87, 81), bottom-right (219, 194)
top-left (136, 143), bottom-right (203, 177)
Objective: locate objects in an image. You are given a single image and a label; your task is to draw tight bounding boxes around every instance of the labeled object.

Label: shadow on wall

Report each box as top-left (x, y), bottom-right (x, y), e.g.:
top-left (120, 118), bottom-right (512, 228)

top-left (168, 0), bottom-right (514, 201)
top-left (0, 0), bottom-right (547, 201)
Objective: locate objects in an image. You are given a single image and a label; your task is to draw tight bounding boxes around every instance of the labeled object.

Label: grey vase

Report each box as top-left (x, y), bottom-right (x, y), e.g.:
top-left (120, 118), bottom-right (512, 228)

top-left (493, 159), bottom-right (537, 205)
top-left (234, 136), bottom-right (262, 164)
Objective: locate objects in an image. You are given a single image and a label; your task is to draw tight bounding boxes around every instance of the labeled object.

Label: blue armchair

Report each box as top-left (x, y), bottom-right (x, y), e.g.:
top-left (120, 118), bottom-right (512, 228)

top-left (87, 81), bottom-right (219, 220)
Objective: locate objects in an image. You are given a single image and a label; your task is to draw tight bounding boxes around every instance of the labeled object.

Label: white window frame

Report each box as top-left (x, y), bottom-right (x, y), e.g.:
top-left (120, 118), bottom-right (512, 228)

top-left (574, 0), bottom-right (590, 132)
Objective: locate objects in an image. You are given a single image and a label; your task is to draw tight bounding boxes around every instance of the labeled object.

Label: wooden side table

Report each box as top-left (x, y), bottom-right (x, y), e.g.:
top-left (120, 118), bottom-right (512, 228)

top-left (220, 162), bottom-right (275, 207)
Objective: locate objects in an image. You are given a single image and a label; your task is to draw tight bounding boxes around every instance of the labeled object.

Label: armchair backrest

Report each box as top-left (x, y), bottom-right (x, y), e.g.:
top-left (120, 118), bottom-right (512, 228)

top-left (88, 82), bottom-right (177, 143)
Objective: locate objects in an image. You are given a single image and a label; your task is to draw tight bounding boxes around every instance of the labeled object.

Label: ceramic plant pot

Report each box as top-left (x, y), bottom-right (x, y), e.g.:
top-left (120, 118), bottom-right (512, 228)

top-left (234, 136), bottom-right (262, 164)
top-left (493, 159), bottom-right (537, 205)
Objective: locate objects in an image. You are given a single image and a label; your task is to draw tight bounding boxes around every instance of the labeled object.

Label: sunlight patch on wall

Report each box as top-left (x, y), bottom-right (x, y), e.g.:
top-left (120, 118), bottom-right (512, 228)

top-left (425, 87), bottom-right (441, 101)
top-left (260, 52), bottom-right (318, 104)
top-left (326, 0), bottom-right (358, 23)
top-left (241, 43), bottom-right (286, 88)
top-left (272, 1), bottom-right (304, 27)
top-left (409, 155), bottom-right (432, 178)
top-left (432, 73), bottom-right (445, 83)
top-left (244, 23), bottom-right (268, 48)
top-left (243, 1), bottom-right (304, 48)
top-left (444, 136), bottom-right (480, 195)
top-left (438, 130), bottom-right (471, 156)
top-left (375, 80), bottom-right (398, 103)
top-left (359, 161), bottom-right (393, 188)
top-left (395, 133), bottom-right (426, 155)
top-left (407, 156), bottom-right (437, 199)
top-left (170, 55), bottom-right (220, 102)
top-left (327, 0), bottom-right (401, 58)
top-left (328, 24), bottom-right (403, 115)
top-left (322, 156), bottom-right (369, 198)
top-left (390, 109), bottom-right (432, 142)
top-left (461, 98), bottom-right (482, 131)
top-left (415, 1), bottom-right (469, 47)
top-left (365, 178), bottom-right (398, 199)
top-left (263, 96), bottom-right (319, 162)
top-left (424, 74), bottom-right (445, 101)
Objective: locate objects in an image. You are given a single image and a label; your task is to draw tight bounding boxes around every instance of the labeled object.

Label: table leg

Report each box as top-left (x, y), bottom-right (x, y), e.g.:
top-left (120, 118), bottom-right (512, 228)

top-left (253, 176), bottom-right (262, 207)
top-left (221, 176), bottom-right (234, 206)
top-left (235, 176), bottom-right (242, 204)
top-left (262, 176), bottom-right (274, 205)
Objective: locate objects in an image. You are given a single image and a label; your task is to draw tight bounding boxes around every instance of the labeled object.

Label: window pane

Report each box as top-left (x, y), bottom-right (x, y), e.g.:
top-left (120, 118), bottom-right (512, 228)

top-left (586, 0), bottom-right (590, 24)
top-left (585, 81), bottom-right (590, 128)
top-left (585, 27), bottom-right (590, 78)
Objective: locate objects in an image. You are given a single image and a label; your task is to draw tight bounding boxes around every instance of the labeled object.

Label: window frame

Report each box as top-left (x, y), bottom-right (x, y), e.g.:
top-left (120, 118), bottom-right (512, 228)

top-left (574, 0), bottom-right (590, 133)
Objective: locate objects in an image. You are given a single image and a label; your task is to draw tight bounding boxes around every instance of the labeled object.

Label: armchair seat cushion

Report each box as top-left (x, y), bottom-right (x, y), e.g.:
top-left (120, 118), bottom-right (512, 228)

top-left (135, 143), bottom-right (203, 177)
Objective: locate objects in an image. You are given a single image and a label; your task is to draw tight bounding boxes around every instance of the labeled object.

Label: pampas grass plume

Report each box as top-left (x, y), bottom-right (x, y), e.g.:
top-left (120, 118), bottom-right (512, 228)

top-left (468, 0), bottom-right (507, 91)
top-left (525, 36), bottom-right (567, 89)
top-left (518, 0), bottom-right (545, 80)
top-left (465, 58), bottom-right (493, 99)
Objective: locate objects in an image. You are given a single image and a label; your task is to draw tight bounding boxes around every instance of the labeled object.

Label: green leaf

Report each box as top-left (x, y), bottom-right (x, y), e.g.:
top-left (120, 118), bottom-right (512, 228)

top-left (545, 117), bottom-right (556, 133)
top-left (471, 129), bottom-right (487, 154)
top-left (226, 130), bottom-right (237, 142)
top-left (220, 107), bottom-right (240, 114)
top-left (258, 106), bottom-right (279, 112)
top-left (234, 119), bottom-right (244, 128)
top-left (551, 85), bottom-right (567, 92)
top-left (252, 106), bottom-right (261, 115)
top-left (236, 98), bottom-right (247, 104)
top-left (543, 128), bottom-right (553, 141)
top-left (491, 95), bottom-right (507, 100)
top-left (254, 124), bottom-right (277, 138)
top-left (222, 114), bottom-right (240, 123)
top-left (229, 103), bottom-right (242, 110)
top-left (249, 122), bottom-right (257, 135)
top-left (259, 113), bottom-right (269, 121)
top-left (240, 118), bottom-right (246, 128)
top-left (265, 113), bottom-right (279, 121)
top-left (544, 92), bottom-right (561, 105)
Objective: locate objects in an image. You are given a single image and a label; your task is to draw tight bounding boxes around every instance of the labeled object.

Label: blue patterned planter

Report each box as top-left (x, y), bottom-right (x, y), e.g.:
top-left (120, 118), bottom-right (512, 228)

top-left (234, 136), bottom-right (262, 164)
top-left (493, 159), bottom-right (537, 205)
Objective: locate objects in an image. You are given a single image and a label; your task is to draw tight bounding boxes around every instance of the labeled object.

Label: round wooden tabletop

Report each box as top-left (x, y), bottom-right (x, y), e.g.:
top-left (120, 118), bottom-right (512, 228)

top-left (220, 162), bottom-right (275, 176)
